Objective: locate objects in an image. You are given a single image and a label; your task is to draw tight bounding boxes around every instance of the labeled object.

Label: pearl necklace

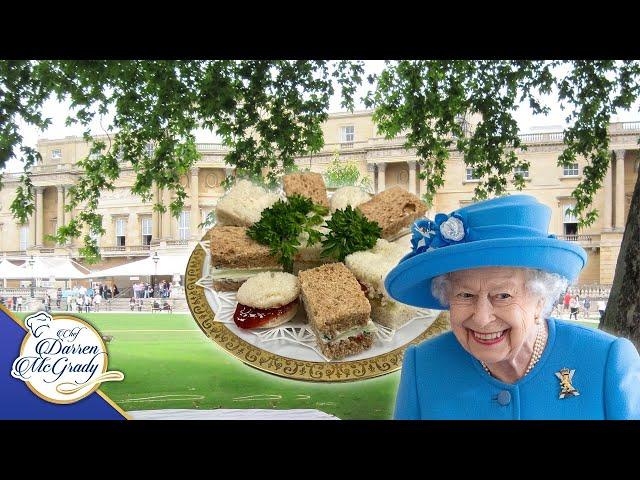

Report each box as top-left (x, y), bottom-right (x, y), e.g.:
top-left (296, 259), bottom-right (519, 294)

top-left (480, 322), bottom-right (547, 379)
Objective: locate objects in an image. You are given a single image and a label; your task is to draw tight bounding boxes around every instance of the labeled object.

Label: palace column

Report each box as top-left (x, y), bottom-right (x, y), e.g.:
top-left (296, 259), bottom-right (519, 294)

top-left (603, 158), bottom-right (613, 231)
top-left (162, 188), bottom-right (172, 239)
top-left (614, 149), bottom-right (626, 231)
top-left (376, 162), bottom-right (387, 193)
top-left (190, 167), bottom-right (201, 238)
top-left (28, 212), bottom-right (36, 248)
top-left (35, 186), bottom-right (44, 246)
top-left (366, 163), bottom-right (376, 193)
top-left (151, 183), bottom-right (160, 241)
top-left (56, 185), bottom-right (64, 244)
top-left (408, 160), bottom-right (417, 194)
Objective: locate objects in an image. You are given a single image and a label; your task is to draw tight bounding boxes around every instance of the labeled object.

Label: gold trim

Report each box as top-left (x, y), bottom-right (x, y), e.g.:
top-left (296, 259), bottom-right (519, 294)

top-left (96, 390), bottom-right (132, 420)
top-left (1, 306), bottom-right (129, 418)
top-left (185, 234), bottom-right (451, 382)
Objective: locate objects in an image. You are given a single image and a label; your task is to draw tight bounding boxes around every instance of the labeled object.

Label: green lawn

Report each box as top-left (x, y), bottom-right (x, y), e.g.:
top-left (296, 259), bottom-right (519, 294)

top-left (10, 311), bottom-right (599, 420)
top-left (11, 312), bottom-right (401, 420)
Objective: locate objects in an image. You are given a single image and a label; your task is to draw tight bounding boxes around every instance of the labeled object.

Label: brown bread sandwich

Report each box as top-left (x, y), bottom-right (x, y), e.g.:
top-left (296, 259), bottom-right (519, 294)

top-left (356, 186), bottom-right (427, 241)
top-left (283, 172), bottom-right (330, 208)
top-left (209, 226), bottom-right (282, 291)
top-left (298, 262), bottom-right (377, 360)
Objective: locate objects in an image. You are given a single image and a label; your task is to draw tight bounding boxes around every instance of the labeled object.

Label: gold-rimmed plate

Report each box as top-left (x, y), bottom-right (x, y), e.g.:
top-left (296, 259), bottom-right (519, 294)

top-left (185, 232), bottom-right (451, 382)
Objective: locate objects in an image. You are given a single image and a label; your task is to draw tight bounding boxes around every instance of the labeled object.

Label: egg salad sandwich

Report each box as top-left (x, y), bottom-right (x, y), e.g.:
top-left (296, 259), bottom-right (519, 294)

top-left (330, 186), bottom-right (371, 213)
top-left (233, 272), bottom-right (300, 329)
top-left (298, 262), bottom-right (377, 360)
top-left (356, 186), bottom-right (427, 241)
top-left (344, 238), bottom-right (419, 329)
top-left (215, 179), bottom-right (280, 227)
top-left (209, 226), bottom-right (282, 291)
top-left (292, 218), bottom-right (338, 274)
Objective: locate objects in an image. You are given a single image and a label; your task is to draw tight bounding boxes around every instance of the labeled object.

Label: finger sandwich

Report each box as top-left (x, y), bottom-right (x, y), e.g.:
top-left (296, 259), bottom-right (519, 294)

top-left (298, 262), bottom-right (377, 360)
top-left (330, 186), bottom-right (371, 213)
top-left (234, 272), bottom-right (300, 329)
top-left (209, 226), bottom-right (282, 291)
top-left (283, 172), bottom-right (330, 208)
top-left (215, 179), bottom-right (280, 227)
top-left (356, 186), bottom-right (427, 241)
top-left (345, 238), bottom-right (419, 329)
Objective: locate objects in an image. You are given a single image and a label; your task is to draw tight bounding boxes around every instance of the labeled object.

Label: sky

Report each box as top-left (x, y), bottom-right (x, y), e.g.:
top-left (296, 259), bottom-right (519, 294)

top-left (5, 60), bottom-right (640, 173)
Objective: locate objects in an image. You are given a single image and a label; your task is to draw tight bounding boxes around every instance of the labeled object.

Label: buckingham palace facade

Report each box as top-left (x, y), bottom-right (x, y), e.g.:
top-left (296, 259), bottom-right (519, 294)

top-left (0, 110), bottom-right (638, 287)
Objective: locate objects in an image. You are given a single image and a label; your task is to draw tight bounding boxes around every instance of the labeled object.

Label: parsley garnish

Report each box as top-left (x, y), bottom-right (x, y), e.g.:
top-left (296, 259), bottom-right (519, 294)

top-left (321, 205), bottom-right (382, 262)
top-left (246, 194), bottom-right (328, 273)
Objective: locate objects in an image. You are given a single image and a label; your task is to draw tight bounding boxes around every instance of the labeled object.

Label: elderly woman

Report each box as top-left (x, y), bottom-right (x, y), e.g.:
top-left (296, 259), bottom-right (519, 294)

top-left (385, 195), bottom-right (640, 419)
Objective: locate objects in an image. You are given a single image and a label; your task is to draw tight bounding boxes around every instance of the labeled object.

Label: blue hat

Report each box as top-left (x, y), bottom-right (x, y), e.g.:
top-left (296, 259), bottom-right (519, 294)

top-left (384, 194), bottom-right (587, 309)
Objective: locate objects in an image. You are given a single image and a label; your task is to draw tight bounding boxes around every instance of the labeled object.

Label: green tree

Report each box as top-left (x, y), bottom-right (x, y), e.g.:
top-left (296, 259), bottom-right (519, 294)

top-left (2, 60), bottom-right (640, 343)
top-left (323, 151), bottom-right (372, 191)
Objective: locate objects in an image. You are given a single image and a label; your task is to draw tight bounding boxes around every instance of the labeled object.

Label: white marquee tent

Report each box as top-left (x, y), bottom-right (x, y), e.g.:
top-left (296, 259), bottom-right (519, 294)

top-left (0, 257), bottom-right (90, 280)
top-left (0, 259), bottom-right (29, 279)
top-left (85, 253), bottom-right (189, 279)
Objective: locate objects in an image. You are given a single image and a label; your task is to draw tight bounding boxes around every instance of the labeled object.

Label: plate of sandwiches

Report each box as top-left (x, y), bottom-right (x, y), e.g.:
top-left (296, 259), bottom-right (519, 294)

top-left (185, 173), bottom-right (451, 381)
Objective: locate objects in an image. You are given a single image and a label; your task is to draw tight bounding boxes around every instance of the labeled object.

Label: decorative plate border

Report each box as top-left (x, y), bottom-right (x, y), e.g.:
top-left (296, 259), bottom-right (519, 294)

top-left (185, 234), bottom-right (451, 382)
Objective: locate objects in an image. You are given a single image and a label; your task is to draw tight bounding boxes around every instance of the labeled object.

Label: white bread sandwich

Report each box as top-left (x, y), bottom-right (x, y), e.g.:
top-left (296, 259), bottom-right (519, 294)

top-left (356, 186), bottom-right (427, 241)
top-left (233, 272), bottom-right (300, 329)
top-left (330, 186), bottom-right (372, 213)
top-left (298, 262), bottom-right (377, 360)
top-left (209, 226), bottom-right (282, 291)
top-left (344, 238), bottom-right (418, 329)
top-left (283, 172), bottom-right (330, 208)
top-left (292, 217), bottom-right (338, 274)
top-left (215, 179), bottom-right (280, 227)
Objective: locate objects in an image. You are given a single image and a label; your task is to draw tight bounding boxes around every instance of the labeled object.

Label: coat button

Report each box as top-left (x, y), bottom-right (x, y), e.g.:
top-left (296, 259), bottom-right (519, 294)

top-left (497, 390), bottom-right (511, 406)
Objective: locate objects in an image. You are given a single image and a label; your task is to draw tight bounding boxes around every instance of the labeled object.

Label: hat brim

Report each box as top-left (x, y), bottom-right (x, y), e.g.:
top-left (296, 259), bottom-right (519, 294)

top-left (384, 237), bottom-right (587, 309)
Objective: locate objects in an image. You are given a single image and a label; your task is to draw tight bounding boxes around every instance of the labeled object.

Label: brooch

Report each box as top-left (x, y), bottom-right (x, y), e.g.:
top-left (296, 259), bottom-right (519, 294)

top-left (555, 368), bottom-right (580, 399)
top-left (410, 213), bottom-right (466, 255)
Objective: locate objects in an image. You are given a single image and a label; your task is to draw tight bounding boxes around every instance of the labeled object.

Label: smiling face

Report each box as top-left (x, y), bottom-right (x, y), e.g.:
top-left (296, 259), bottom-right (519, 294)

top-left (447, 267), bottom-right (544, 366)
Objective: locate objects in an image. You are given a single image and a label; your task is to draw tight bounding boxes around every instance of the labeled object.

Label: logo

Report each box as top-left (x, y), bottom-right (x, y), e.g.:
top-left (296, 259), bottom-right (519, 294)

top-left (11, 312), bottom-right (124, 404)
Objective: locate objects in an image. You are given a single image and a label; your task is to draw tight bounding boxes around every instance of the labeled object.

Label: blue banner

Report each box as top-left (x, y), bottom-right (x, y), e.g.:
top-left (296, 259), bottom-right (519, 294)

top-left (0, 307), bottom-right (127, 420)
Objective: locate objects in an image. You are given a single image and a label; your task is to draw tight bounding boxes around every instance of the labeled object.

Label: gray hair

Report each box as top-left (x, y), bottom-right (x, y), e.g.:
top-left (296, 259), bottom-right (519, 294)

top-left (431, 268), bottom-right (569, 318)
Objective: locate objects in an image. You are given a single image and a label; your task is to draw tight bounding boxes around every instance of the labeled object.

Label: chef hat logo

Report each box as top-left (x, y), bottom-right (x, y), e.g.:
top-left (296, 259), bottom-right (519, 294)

top-left (25, 311), bottom-right (52, 338)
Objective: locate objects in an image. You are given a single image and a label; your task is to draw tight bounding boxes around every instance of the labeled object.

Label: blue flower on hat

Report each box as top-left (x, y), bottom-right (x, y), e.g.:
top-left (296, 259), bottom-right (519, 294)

top-left (411, 213), bottom-right (467, 255)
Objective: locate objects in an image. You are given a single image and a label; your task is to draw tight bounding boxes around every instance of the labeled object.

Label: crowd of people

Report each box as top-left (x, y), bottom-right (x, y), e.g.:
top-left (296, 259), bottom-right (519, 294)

top-left (131, 280), bottom-right (172, 299)
top-left (1, 279), bottom-right (176, 314)
top-left (553, 290), bottom-right (607, 321)
top-left (43, 283), bottom-right (118, 313)
top-left (129, 296), bottom-right (173, 313)
top-left (0, 295), bottom-right (24, 312)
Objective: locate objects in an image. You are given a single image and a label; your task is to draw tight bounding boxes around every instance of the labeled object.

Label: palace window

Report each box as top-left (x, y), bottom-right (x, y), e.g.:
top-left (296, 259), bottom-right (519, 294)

top-left (563, 204), bottom-right (578, 235)
top-left (178, 211), bottom-right (190, 240)
top-left (563, 163), bottom-right (579, 176)
top-left (340, 125), bottom-right (355, 143)
top-left (51, 149), bottom-right (62, 159)
top-left (115, 218), bottom-right (127, 246)
top-left (466, 168), bottom-right (479, 181)
top-left (141, 217), bottom-right (152, 245)
top-left (514, 166), bottom-right (529, 178)
top-left (19, 226), bottom-right (29, 251)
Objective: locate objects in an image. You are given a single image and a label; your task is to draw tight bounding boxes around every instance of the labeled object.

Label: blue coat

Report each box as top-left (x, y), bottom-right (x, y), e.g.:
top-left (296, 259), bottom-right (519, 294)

top-left (394, 318), bottom-right (640, 419)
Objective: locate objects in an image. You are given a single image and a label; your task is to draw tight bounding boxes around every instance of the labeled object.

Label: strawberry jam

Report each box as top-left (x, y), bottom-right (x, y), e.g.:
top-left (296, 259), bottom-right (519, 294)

top-left (233, 299), bottom-right (298, 329)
